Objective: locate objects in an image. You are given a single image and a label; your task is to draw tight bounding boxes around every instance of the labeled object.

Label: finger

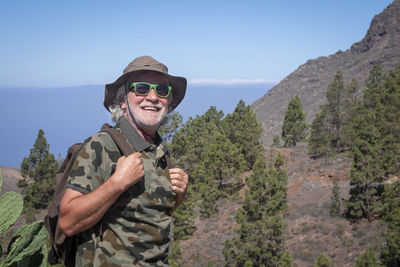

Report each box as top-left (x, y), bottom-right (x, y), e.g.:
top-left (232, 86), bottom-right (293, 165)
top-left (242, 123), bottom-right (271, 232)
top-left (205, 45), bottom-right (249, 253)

top-left (172, 185), bottom-right (185, 194)
top-left (171, 179), bottom-right (188, 193)
top-left (171, 178), bottom-right (184, 187)
top-left (172, 186), bottom-right (179, 193)
top-left (169, 169), bottom-right (187, 177)
top-left (170, 175), bottom-right (187, 186)
top-left (169, 168), bottom-right (185, 174)
top-left (117, 156), bottom-right (126, 164)
top-left (169, 172), bottom-right (181, 179)
top-left (128, 153), bottom-right (143, 164)
top-left (129, 152), bottom-right (142, 159)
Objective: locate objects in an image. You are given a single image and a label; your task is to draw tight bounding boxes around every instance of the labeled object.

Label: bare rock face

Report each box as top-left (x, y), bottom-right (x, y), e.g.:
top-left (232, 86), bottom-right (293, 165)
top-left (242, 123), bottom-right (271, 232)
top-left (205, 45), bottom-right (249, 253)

top-left (252, 0), bottom-right (400, 146)
top-left (0, 167), bottom-right (23, 195)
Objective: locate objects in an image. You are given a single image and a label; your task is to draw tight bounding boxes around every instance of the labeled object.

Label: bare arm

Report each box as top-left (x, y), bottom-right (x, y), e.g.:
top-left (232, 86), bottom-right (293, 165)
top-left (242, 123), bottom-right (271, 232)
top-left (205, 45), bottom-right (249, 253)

top-left (58, 153), bottom-right (144, 236)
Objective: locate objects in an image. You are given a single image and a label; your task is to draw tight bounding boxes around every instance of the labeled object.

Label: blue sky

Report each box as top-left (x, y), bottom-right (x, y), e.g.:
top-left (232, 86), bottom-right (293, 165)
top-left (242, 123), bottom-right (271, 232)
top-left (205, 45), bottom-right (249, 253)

top-left (0, 0), bottom-right (394, 167)
top-left (0, 0), bottom-right (393, 87)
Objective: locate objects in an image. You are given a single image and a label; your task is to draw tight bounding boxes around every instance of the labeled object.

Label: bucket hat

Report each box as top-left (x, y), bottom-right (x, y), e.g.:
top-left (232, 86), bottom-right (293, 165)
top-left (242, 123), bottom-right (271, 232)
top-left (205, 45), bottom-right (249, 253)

top-left (104, 56), bottom-right (187, 111)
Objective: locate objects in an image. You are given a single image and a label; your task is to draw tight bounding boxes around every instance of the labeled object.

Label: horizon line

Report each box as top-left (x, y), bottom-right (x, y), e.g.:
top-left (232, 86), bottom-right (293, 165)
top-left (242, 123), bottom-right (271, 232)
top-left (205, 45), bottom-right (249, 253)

top-left (188, 78), bottom-right (278, 85)
top-left (0, 78), bottom-right (279, 89)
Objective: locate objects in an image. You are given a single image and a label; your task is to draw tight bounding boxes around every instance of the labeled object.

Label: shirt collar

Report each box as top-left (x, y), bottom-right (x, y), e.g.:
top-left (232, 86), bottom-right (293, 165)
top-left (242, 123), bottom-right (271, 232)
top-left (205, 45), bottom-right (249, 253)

top-left (116, 116), bottom-right (163, 152)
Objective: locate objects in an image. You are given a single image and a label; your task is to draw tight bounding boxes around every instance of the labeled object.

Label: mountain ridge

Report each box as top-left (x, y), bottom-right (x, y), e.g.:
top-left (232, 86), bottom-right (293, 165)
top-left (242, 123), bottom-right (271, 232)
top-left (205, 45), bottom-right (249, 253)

top-left (252, 0), bottom-right (400, 146)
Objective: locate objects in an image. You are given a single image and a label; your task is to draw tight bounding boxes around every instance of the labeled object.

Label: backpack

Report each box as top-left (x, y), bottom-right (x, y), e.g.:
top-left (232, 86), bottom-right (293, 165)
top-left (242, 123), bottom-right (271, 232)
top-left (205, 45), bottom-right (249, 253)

top-left (44, 123), bottom-right (136, 267)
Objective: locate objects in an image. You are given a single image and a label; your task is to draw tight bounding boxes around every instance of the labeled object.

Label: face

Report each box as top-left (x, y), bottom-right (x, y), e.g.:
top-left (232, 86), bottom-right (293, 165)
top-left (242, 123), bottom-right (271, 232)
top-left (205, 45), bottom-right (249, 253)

top-left (122, 71), bottom-right (171, 135)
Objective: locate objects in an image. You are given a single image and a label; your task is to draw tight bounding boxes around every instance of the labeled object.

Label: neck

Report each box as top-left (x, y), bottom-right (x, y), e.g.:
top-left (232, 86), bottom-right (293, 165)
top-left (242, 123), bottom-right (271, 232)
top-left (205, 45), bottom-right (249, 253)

top-left (124, 114), bottom-right (156, 144)
top-left (137, 126), bottom-right (156, 144)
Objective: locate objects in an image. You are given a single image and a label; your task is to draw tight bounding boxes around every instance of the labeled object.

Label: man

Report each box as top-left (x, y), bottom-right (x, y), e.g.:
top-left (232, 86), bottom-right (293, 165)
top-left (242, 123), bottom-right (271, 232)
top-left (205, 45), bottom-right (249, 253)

top-left (58, 56), bottom-right (189, 266)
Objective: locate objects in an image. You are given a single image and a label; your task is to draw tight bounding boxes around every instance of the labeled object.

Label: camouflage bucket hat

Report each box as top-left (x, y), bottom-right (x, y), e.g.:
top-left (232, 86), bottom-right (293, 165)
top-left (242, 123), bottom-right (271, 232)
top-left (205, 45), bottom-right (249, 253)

top-left (104, 56), bottom-right (187, 111)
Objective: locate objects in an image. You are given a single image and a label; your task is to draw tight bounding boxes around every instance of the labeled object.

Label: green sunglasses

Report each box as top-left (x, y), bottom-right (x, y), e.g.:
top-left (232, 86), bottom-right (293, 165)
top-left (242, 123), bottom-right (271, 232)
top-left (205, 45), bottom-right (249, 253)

top-left (129, 82), bottom-right (172, 98)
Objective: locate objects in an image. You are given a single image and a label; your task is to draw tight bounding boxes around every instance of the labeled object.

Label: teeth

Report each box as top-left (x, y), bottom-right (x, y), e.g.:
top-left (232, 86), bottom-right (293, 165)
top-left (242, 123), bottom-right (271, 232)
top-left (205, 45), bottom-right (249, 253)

top-left (143, 107), bottom-right (158, 111)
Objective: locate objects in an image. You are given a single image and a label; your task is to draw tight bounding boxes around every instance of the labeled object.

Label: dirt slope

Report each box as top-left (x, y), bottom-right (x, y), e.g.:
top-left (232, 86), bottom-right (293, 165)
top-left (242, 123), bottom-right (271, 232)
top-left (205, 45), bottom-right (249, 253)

top-left (180, 144), bottom-right (384, 266)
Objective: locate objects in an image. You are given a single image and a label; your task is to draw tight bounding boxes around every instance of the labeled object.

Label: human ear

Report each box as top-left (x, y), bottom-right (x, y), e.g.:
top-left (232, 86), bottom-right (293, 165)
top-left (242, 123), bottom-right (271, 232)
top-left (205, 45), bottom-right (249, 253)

top-left (121, 97), bottom-right (127, 111)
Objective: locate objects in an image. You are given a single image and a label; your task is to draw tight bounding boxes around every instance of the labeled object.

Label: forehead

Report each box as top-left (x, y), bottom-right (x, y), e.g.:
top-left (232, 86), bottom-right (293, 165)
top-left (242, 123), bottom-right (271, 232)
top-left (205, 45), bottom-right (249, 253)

top-left (129, 71), bottom-right (168, 84)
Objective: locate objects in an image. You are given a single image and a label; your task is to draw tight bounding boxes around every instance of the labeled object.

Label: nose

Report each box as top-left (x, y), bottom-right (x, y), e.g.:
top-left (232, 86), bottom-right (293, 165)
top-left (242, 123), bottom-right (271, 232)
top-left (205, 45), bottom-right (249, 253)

top-left (145, 87), bottom-right (158, 101)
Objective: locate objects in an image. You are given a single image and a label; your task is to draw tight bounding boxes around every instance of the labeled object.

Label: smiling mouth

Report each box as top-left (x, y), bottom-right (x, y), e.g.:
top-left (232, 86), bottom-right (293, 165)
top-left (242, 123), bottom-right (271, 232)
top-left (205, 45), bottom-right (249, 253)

top-left (142, 106), bottom-right (160, 112)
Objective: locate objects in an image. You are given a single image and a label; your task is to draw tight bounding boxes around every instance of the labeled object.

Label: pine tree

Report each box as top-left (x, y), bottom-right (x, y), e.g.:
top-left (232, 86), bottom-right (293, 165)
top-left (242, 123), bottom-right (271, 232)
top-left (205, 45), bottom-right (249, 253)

top-left (223, 157), bottom-right (291, 266)
top-left (203, 105), bottom-right (225, 124)
top-left (378, 66), bottom-right (400, 181)
top-left (272, 136), bottom-right (281, 147)
top-left (346, 64), bottom-right (400, 222)
top-left (281, 251), bottom-right (294, 267)
top-left (354, 248), bottom-right (380, 267)
top-left (201, 130), bottom-right (246, 187)
top-left (379, 66), bottom-right (400, 267)
top-left (158, 111), bottom-right (183, 144)
top-left (20, 129), bottom-right (54, 179)
top-left (308, 71), bottom-right (358, 157)
top-left (196, 130), bottom-right (246, 217)
top-left (346, 106), bottom-right (383, 221)
top-left (169, 107), bottom-right (223, 175)
top-left (381, 181), bottom-right (400, 266)
top-left (341, 78), bottom-right (360, 149)
top-left (330, 179), bottom-right (341, 217)
top-left (364, 64), bottom-right (387, 107)
top-left (281, 95), bottom-right (308, 147)
top-left (274, 153), bottom-right (285, 170)
top-left (196, 161), bottom-right (219, 217)
top-left (172, 186), bottom-right (196, 240)
top-left (169, 240), bottom-right (183, 267)
top-left (221, 100), bottom-right (263, 169)
top-left (325, 71), bottom-right (345, 152)
top-left (19, 129), bottom-right (58, 216)
top-left (314, 253), bottom-right (333, 267)
top-left (308, 106), bottom-right (330, 158)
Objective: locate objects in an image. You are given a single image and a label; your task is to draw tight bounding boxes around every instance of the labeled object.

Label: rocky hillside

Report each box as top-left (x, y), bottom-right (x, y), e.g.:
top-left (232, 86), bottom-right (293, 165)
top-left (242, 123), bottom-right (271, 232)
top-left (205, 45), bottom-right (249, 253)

top-left (1, 147), bottom-right (385, 267)
top-left (252, 0), bottom-right (400, 146)
top-left (0, 167), bottom-right (23, 195)
top-left (1, 139), bottom-right (388, 264)
top-left (180, 145), bottom-right (384, 267)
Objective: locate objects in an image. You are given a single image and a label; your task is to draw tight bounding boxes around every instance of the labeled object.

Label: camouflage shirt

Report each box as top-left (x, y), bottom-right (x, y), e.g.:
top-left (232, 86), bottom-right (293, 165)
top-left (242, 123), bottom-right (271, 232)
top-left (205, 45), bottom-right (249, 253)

top-left (67, 117), bottom-right (176, 266)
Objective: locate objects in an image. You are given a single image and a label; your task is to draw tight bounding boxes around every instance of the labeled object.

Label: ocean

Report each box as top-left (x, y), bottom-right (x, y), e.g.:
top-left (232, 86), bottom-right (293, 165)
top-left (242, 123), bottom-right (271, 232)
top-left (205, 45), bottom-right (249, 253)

top-left (0, 83), bottom-right (273, 167)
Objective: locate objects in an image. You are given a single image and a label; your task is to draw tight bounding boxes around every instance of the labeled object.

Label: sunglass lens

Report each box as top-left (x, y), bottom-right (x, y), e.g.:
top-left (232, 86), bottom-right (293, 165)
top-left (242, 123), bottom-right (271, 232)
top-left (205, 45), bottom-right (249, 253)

top-left (156, 84), bottom-right (170, 97)
top-left (135, 83), bottom-right (151, 95)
